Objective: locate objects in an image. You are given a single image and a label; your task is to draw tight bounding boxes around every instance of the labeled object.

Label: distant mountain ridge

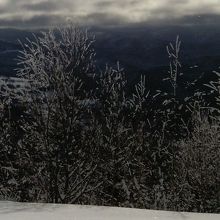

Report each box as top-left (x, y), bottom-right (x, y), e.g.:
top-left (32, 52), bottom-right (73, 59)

top-left (0, 39), bottom-right (20, 52)
top-left (0, 25), bottom-right (220, 78)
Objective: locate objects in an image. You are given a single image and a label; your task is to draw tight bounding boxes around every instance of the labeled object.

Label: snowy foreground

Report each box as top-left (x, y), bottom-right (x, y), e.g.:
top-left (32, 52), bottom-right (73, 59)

top-left (0, 201), bottom-right (219, 220)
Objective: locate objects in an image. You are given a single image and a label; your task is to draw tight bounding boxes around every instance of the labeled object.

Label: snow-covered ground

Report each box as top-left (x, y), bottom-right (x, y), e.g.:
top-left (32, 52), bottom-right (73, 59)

top-left (0, 201), bottom-right (219, 220)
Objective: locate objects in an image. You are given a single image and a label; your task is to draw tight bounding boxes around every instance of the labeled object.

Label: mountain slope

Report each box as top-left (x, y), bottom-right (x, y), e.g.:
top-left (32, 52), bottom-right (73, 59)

top-left (0, 25), bottom-right (220, 78)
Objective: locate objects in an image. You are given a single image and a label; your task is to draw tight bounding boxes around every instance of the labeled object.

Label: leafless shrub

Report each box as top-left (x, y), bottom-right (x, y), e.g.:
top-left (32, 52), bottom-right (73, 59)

top-left (0, 24), bottom-right (219, 213)
top-left (173, 110), bottom-right (220, 212)
top-left (0, 23), bottom-right (98, 203)
top-left (166, 35), bottom-right (182, 98)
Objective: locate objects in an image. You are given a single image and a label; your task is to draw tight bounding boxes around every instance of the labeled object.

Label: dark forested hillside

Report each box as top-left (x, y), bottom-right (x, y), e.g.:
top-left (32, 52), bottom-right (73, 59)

top-left (1, 25), bottom-right (220, 79)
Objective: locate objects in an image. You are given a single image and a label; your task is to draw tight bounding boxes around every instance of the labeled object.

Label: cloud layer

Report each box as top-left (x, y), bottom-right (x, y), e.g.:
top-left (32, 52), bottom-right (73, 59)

top-left (0, 0), bottom-right (220, 28)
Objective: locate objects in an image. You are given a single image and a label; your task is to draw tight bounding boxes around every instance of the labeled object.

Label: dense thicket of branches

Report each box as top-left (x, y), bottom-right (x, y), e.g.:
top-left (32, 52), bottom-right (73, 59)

top-left (0, 24), bottom-right (219, 213)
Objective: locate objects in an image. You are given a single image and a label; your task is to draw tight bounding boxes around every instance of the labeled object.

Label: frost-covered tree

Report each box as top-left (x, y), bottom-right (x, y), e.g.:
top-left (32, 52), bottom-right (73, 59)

top-left (174, 111), bottom-right (220, 212)
top-left (2, 23), bottom-right (99, 203)
top-left (0, 23), bottom-right (219, 212)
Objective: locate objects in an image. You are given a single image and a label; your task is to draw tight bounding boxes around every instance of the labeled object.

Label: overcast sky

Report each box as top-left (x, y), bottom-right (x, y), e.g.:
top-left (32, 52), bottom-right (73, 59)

top-left (0, 0), bottom-right (220, 28)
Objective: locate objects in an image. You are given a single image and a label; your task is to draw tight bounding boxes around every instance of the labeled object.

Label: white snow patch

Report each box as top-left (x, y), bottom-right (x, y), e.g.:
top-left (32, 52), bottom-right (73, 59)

top-left (0, 201), bottom-right (219, 220)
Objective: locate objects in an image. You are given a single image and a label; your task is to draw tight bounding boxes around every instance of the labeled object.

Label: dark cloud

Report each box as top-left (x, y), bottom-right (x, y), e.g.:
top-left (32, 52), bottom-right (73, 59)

top-left (175, 14), bottom-right (220, 26)
top-left (0, 14), bottom-right (65, 28)
top-left (79, 12), bottom-right (128, 26)
top-left (0, 0), bottom-right (220, 28)
top-left (22, 2), bottom-right (59, 12)
top-left (94, 0), bottom-right (138, 9)
top-left (95, 1), bottom-right (113, 9)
